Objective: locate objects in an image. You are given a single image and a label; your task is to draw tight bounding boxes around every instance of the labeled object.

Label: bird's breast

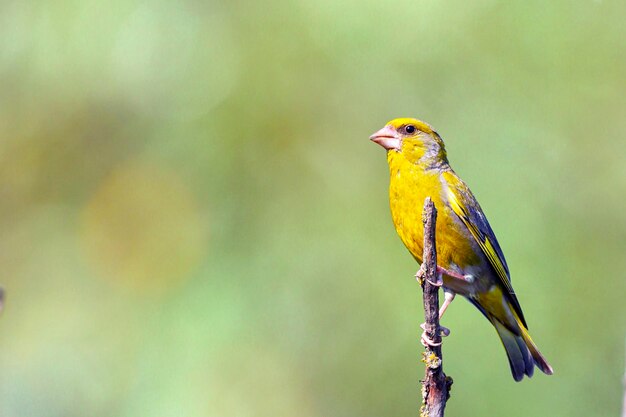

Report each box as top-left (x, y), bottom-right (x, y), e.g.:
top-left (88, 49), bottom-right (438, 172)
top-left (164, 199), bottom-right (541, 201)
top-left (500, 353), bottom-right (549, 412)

top-left (387, 157), bottom-right (480, 272)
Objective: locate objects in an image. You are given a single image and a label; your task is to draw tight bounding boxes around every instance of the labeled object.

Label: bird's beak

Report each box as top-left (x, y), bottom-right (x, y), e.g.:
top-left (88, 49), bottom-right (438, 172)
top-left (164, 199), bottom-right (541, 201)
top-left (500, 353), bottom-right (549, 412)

top-left (369, 125), bottom-right (401, 150)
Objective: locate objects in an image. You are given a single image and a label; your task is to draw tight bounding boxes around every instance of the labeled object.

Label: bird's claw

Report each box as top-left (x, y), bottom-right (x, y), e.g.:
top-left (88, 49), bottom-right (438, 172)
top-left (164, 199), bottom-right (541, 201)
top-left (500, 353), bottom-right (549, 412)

top-left (415, 265), bottom-right (426, 285)
top-left (420, 322), bottom-right (450, 336)
top-left (421, 332), bottom-right (442, 347)
top-left (419, 322), bottom-right (450, 347)
top-left (426, 273), bottom-right (443, 287)
top-left (415, 267), bottom-right (443, 287)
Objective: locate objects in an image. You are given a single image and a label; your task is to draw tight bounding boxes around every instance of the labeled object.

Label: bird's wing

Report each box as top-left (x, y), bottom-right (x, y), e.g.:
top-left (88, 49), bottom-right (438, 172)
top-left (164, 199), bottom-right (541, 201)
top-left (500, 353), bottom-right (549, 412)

top-left (443, 172), bottom-right (527, 327)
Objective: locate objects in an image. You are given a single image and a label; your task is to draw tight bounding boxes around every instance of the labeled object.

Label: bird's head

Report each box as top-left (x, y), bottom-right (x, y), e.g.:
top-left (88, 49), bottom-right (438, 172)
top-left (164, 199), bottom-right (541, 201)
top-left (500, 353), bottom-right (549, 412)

top-left (369, 117), bottom-right (448, 166)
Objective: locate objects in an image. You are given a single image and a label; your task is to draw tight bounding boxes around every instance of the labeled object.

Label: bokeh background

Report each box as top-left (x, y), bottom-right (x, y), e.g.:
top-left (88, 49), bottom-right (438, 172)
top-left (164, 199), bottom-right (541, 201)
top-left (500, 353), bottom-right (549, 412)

top-left (0, 1), bottom-right (625, 416)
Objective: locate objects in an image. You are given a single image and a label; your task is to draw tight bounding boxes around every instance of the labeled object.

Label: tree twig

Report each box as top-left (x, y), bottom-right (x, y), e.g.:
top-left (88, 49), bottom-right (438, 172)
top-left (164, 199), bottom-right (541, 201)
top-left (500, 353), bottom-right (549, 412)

top-left (417, 198), bottom-right (452, 417)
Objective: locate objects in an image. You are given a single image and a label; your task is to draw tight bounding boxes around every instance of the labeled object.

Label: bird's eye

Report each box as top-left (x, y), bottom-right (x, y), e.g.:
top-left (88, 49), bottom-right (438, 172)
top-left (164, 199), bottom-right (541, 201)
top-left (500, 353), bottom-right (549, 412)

top-left (404, 125), bottom-right (416, 134)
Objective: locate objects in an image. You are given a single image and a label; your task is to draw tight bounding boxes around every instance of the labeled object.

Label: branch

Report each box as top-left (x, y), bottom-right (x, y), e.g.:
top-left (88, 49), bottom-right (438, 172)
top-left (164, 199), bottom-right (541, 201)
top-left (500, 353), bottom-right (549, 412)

top-left (417, 198), bottom-right (452, 417)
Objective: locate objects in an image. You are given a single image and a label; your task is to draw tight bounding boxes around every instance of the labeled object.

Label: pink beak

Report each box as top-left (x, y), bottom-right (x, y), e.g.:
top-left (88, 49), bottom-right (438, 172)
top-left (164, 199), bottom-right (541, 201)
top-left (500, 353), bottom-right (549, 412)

top-left (369, 125), bottom-right (401, 150)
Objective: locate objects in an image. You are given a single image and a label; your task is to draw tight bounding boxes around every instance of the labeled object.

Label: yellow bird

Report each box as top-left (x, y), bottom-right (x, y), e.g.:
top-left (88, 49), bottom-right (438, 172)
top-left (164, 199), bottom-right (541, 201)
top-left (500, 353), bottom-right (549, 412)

top-left (370, 117), bottom-right (553, 381)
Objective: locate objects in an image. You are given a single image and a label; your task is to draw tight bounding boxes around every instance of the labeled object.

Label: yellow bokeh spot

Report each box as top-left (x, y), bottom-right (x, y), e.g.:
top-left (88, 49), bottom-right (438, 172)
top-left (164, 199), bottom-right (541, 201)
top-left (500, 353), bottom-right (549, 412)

top-left (80, 162), bottom-right (207, 294)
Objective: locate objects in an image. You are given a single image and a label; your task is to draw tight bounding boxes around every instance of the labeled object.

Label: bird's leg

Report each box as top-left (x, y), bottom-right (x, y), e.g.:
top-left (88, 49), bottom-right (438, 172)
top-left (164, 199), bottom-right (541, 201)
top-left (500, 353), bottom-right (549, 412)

top-left (439, 290), bottom-right (455, 320)
top-left (418, 265), bottom-right (471, 287)
top-left (416, 269), bottom-right (459, 346)
top-left (437, 266), bottom-right (475, 294)
top-left (420, 290), bottom-right (455, 347)
top-left (437, 265), bottom-right (469, 281)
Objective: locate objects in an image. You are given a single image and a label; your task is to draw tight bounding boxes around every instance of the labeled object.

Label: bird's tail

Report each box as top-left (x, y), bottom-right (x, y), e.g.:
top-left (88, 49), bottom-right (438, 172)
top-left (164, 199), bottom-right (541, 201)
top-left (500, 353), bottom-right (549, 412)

top-left (491, 312), bottom-right (553, 381)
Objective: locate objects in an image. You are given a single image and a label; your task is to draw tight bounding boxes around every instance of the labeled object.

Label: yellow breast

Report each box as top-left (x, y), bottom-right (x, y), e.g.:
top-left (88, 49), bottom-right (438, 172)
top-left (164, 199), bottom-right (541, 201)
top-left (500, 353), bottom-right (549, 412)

top-left (387, 152), bottom-right (479, 269)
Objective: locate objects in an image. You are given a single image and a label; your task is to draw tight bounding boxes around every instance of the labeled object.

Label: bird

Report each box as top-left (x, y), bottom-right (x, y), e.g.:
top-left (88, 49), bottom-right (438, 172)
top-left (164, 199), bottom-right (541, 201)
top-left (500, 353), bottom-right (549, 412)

top-left (370, 117), bottom-right (553, 381)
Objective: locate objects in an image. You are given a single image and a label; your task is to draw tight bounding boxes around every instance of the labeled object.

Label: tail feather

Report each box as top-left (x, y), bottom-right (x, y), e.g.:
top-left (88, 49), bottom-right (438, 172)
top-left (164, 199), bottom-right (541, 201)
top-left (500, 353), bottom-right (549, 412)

top-left (517, 322), bottom-right (554, 376)
top-left (469, 290), bottom-right (553, 381)
top-left (493, 320), bottom-right (532, 381)
top-left (515, 333), bottom-right (535, 377)
top-left (492, 318), bottom-right (553, 381)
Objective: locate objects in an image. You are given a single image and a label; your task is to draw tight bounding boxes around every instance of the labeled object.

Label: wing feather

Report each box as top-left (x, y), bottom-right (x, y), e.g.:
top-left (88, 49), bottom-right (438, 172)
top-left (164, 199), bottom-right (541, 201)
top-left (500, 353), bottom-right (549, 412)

top-left (444, 174), bottom-right (527, 327)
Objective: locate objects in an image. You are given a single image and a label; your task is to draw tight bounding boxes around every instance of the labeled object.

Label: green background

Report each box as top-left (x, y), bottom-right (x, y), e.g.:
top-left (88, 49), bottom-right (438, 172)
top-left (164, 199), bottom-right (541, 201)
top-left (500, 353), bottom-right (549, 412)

top-left (0, 1), bottom-right (624, 416)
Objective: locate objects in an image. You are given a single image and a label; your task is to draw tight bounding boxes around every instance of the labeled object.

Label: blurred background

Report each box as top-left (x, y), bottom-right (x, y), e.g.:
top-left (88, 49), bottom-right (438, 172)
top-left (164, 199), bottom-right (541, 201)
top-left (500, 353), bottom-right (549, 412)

top-left (0, 1), bottom-right (624, 416)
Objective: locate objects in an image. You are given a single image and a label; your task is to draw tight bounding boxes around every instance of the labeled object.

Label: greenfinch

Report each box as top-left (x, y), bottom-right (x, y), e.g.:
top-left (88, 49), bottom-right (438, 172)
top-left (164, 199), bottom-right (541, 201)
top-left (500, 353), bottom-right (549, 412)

top-left (370, 117), bottom-right (553, 381)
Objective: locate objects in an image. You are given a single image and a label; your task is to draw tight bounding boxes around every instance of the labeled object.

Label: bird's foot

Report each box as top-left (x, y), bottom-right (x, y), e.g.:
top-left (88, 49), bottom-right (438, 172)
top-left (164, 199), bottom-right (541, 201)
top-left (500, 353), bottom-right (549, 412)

top-left (418, 265), bottom-right (472, 287)
top-left (419, 322), bottom-right (450, 347)
top-left (427, 273), bottom-right (444, 287)
top-left (416, 268), bottom-right (443, 287)
top-left (414, 264), bottom-right (427, 285)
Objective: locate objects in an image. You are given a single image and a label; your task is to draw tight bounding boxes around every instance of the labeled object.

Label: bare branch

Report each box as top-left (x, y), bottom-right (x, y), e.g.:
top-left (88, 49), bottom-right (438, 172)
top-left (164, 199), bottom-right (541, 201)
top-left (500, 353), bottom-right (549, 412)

top-left (418, 197), bottom-right (452, 417)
